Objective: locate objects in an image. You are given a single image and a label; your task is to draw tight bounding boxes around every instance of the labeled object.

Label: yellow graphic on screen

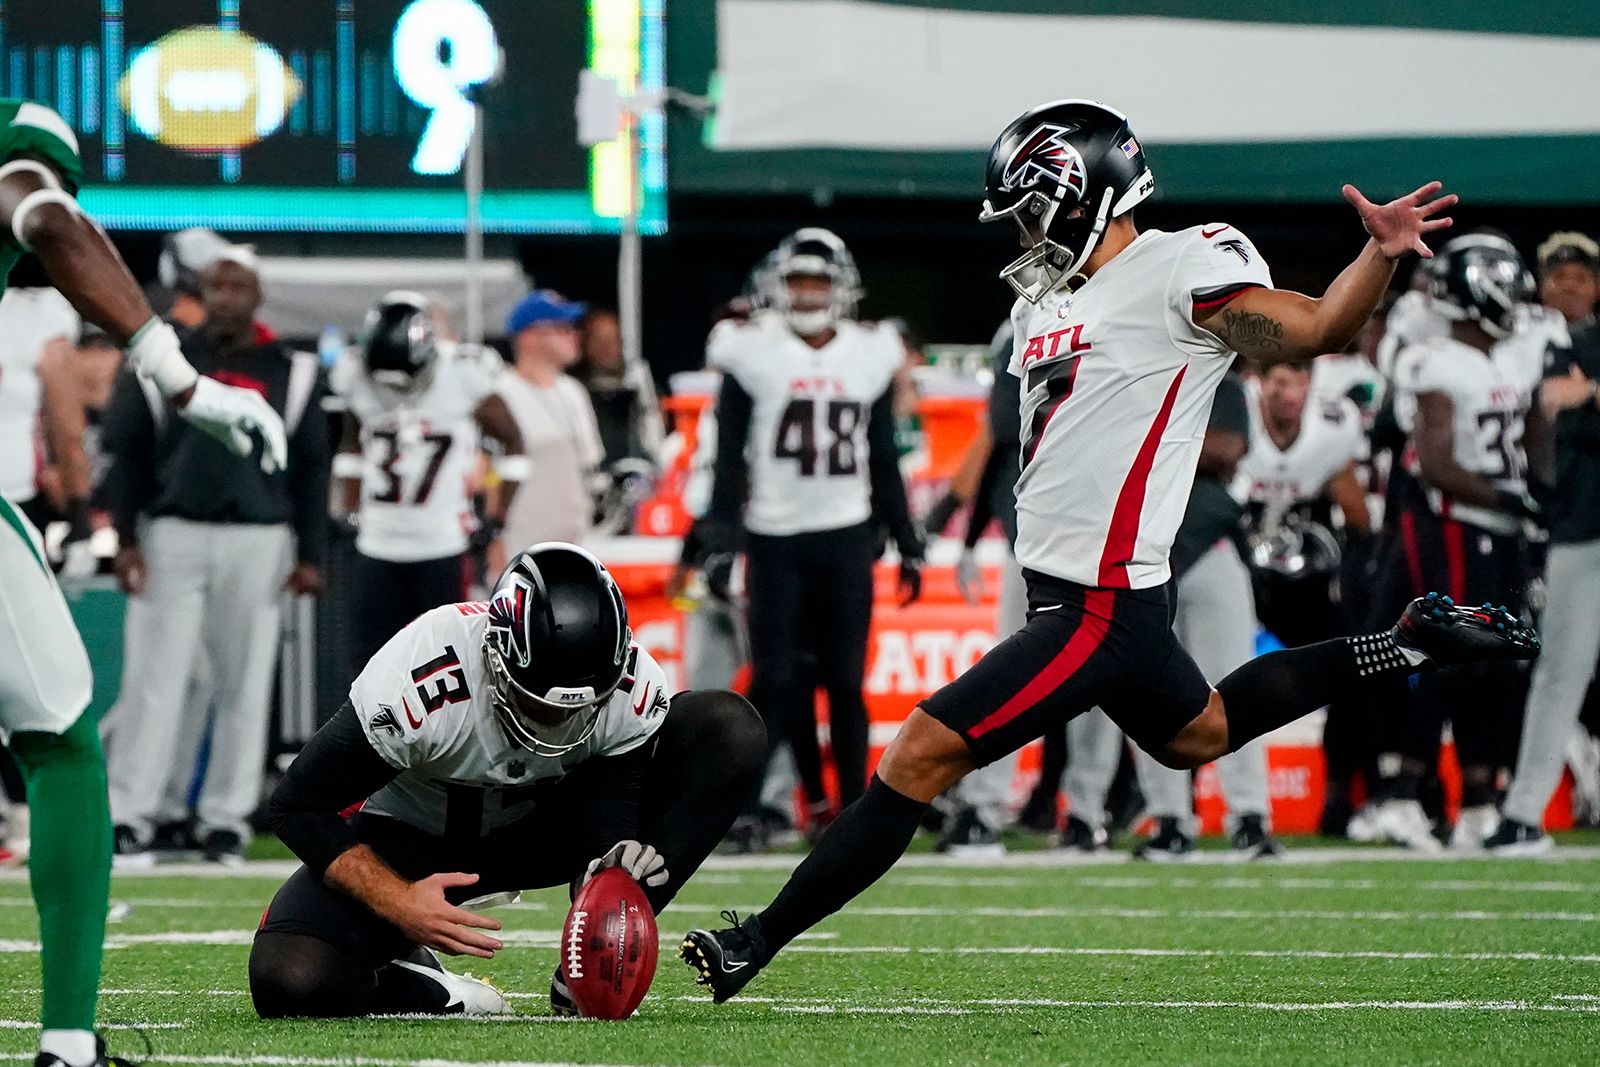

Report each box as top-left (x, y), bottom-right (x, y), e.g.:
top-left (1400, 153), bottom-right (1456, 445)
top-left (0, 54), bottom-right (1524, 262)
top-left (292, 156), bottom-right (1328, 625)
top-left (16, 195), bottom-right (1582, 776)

top-left (118, 27), bottom-right (302, 153)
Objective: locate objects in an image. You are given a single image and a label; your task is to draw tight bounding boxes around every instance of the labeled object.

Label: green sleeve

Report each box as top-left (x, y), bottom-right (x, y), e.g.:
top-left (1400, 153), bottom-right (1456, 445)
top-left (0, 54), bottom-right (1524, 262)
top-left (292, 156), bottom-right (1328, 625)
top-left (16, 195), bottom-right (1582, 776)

top-left (0, 99), bottom-right (84, 192)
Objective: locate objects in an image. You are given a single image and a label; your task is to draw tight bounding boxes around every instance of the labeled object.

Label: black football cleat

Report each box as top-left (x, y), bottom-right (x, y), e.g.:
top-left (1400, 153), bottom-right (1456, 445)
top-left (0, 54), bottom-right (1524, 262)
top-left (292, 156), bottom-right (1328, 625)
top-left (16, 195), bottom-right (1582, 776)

top-left (1483, 817), bottom-right (1553, 857)
top-left (1391, 593), bottom-right (1539, 668)
top-left (1132, 816), bottom-right (1195, 862)
top-left (1230, 813), bottom-right (1285, 860)
top-left (550, 964), bottom-right (577, 1017)
top-left (680, 910), bottom-right (767, 1004)
top-left (1058, 814), bottom-right (1108, 854)
top-left (36, 1033), bottom-right (143, 1067)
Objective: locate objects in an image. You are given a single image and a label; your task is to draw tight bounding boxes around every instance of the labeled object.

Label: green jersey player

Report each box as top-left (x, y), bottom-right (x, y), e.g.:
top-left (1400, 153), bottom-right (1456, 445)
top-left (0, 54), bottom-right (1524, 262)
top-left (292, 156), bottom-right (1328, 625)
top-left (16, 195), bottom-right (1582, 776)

top-left (0, 98), bottom-right (286, 1067)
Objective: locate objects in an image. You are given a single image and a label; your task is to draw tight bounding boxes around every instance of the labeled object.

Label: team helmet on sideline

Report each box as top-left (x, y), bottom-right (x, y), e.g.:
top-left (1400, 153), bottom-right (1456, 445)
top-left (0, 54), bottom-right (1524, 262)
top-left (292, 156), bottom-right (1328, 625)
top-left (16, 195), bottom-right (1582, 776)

top-left (760, 228), bottom-right (862, 335)
top-left (1428, 232), bottom-right (1533, 339)
top-left (361, 291), bottom-right (440, 395)
top-left (980, 100), bottom-right (1155, 303)
top-left (483, 543), bottom-right (632, 757)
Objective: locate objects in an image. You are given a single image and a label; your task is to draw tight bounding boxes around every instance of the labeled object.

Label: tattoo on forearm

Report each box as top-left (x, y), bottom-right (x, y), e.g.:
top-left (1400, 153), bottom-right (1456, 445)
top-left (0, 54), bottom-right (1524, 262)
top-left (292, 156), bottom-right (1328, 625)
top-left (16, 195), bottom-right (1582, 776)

top-left (1216, 309), bottom-right (1284, 355)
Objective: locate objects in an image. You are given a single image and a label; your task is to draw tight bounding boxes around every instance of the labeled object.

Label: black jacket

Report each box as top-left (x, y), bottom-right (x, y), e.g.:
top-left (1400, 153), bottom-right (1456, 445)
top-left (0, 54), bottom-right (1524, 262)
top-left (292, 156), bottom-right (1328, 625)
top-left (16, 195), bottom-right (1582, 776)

top-left (1544, 323), bottom-right (1600, 544)
top-left (97, 326), bottom-right (331, 564)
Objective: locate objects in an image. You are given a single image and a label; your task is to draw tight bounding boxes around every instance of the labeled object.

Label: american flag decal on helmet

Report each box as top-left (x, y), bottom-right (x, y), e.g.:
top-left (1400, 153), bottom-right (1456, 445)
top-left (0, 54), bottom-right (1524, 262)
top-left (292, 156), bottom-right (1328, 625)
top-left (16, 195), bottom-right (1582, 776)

top-left (999, 122), bottom-right (1087, 197)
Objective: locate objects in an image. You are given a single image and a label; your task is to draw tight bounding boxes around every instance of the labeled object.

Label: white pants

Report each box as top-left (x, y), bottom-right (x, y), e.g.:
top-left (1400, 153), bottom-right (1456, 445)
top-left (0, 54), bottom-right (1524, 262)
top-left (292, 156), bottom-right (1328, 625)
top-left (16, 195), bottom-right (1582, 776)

top-left (1503, 538), bottom-right (1600, 828)
top-left (106, 518), bottom-right (292, 841)
top-left (1135, 539), bottom-right (1270, 834)
top-left (953, 556), bottom-right (1027, 829)
top-left (1063, 709), bottom-right (1122, 832)
top-left (0, 497), bottom-right (91, 735)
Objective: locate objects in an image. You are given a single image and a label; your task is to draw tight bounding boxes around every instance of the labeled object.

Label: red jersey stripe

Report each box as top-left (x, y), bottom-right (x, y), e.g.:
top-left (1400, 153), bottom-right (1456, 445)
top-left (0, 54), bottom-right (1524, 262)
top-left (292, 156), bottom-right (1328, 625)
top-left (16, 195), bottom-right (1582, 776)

top-left (1097, 365), bottom-right (1189, 587)
top-left (967, 589), bottom-right (1115, 740)
top-left (1191, 284), bottom-right (1262, 311)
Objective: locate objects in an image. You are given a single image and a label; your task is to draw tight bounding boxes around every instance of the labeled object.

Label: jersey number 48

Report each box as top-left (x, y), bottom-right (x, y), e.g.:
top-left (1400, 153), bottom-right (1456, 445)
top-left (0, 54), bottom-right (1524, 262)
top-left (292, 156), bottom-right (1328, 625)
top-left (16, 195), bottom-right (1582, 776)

top-left (773, 398), bottom-right (862, 477)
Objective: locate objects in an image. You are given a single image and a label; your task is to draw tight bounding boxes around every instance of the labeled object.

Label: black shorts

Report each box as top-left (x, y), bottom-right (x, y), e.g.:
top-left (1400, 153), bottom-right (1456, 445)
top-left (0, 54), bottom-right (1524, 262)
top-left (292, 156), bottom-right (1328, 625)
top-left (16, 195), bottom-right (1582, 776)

top-left (922, 570), bottom-right (1211, 765)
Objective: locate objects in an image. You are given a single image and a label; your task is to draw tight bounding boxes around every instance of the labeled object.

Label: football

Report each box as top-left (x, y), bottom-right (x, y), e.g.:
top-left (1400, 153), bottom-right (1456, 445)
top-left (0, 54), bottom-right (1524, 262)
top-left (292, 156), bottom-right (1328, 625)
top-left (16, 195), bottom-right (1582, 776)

top-left (119, 27), bottom-right (301, 152)
top-left (560, 867), bottom-right (659, 1020)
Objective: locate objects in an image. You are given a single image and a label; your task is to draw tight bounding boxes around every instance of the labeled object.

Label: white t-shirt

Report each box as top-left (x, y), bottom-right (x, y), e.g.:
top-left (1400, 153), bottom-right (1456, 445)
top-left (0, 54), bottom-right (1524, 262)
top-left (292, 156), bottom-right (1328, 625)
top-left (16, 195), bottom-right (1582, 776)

top-left (0, 288), bottom-right (78, 502)
top-left (498, 371), bottom-right (605, 551)
top-left (331, 342), bottom-right (503, 562)
top-left (352, 602), bottom-right (669, 837)
top-left (1233, 381), bottom-right (1366, 510)
top-left (707, 312), bottom-right (901, 536)
top-left (1009, 224), bottom-right (1274, 589)
top-left (1394, 334), bottom-right (1537, 534)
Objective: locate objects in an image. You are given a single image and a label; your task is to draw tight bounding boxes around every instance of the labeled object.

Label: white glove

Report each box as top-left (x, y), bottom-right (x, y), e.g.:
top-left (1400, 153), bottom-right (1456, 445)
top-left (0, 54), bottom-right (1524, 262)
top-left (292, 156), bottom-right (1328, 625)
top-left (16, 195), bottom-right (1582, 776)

top-left (181, 376), bottom-right (289, 475)
top-left (955, 547), bottom-right (983, 606)
top-left (124, 318), bottom-right (199, 396)
top-left (583, 839), bottom-right (668, 888)
top-left (58, 538), bottom-right (98, 582)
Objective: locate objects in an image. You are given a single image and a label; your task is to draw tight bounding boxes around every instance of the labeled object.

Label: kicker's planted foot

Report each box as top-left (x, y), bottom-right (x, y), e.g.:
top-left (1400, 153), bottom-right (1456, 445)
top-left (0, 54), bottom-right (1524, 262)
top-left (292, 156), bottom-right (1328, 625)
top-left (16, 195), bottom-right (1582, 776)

top-left (680, 910), bottom-right (767, 1003)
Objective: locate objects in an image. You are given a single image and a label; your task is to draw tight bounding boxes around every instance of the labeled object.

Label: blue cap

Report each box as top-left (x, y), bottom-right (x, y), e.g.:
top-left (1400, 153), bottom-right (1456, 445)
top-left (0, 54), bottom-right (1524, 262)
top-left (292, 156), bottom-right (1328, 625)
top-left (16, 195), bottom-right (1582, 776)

top-left (506, 289), bottom-right (586, 334)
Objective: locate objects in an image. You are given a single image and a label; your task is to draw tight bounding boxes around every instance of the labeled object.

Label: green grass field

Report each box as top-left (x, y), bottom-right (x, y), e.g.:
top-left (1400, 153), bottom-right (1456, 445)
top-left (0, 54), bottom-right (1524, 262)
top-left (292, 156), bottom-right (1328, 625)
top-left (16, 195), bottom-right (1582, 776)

top-left (1, 839), bottom-right (1598, 1066)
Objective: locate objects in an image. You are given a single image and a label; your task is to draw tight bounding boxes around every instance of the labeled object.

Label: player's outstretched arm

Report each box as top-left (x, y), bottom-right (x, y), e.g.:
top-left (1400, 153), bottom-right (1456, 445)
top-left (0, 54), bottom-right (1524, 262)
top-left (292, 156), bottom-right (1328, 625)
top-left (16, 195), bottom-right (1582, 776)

top-left (0, 159), bottom-right (287, 472)
top-left (1199, 181), bottom-right (1456, 364)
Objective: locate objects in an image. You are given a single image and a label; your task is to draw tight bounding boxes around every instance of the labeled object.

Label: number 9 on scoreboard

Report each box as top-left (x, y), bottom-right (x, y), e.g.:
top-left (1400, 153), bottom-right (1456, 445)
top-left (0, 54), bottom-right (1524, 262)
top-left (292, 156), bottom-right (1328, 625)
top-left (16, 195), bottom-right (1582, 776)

top-left (393, 0), bottom-right (503, 176)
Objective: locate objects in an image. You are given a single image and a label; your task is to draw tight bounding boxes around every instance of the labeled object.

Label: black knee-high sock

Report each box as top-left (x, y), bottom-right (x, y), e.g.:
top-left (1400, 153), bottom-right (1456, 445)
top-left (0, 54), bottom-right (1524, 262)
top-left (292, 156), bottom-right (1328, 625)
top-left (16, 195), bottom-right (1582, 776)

top-left (1216, 632), bottom-right (1425, 754)
top-left (756, 774), bottom-right (926, 959)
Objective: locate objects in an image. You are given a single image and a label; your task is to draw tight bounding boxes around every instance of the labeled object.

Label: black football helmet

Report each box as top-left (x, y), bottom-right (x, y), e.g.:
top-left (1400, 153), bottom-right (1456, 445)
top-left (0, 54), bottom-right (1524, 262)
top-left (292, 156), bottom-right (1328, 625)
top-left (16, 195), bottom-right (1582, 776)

top-left (980, 100), bottom-right (1155, 303)
top-left (483, 542), bottom-right (632, 756)
top-left (759, 228), bottom-right (862, 335)
top-left (361, 290), bottom-right (439, 394)
top-left (1428, 232), bottom-right (1532, 339)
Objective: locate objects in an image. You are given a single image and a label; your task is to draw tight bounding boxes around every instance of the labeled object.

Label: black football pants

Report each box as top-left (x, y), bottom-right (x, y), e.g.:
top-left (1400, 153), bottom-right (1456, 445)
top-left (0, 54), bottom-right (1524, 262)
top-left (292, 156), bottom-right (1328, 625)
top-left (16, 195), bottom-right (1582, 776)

top-left (743, 521), bottom-right (877, 810)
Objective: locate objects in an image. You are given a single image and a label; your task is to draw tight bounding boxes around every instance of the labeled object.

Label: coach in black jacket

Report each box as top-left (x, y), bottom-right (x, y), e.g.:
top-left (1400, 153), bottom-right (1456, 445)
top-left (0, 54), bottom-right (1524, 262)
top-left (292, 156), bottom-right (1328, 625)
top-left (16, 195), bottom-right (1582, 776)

top-left (1493, 321), bottom-right (1600, 850)
top-left (98, 247), bottom-right (330, 866)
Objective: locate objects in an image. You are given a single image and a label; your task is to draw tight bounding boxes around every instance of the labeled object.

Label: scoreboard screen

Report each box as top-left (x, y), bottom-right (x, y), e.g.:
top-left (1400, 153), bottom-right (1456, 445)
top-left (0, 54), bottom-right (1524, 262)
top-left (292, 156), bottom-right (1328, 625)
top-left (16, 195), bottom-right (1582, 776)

top-left (0, 1), bottom-right (665, 233)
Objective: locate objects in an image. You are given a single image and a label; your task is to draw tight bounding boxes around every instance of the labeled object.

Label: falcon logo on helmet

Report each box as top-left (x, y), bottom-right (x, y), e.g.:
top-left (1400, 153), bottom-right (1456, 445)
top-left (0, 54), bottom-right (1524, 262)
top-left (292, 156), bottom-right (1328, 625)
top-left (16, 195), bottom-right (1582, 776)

top-left (1427, 232), bottom-right (1533, 340)
top-left (487, 571), bottom-right (535, 669)
top-left (980, 100), bottom-right (1155, 304)
top-left (999, 123), bottom-right (1087, 197)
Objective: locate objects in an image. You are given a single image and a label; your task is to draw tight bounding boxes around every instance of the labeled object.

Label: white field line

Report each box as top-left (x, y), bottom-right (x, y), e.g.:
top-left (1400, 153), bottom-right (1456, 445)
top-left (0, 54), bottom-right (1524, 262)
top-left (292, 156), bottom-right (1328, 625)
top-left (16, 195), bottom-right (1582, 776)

top-left (2, 927), bottom-right (835, 956)
top-left (680, 903), bottom-right (1600, 922)
top-left (860, 875), bottom-right (1600, 894)
top-left (0, 1057), bottom-right (682, 1067)
top-left (4, 872), bottom-right (1597, 903)
top-left (0, 845), bottom-right (1594, 883)
top-left (780, 945), bottom-right (1600, 963)
top-left (768, 996), bottom-right (1600, 1016)
top-left (0, 1021), bottom-right (181, 1030)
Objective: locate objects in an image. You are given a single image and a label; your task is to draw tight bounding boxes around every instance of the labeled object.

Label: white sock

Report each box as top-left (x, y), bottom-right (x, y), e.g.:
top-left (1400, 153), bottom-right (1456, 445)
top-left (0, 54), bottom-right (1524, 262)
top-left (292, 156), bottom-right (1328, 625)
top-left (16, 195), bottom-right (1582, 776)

top-left (39, 1029), bottom-right (97, 1066)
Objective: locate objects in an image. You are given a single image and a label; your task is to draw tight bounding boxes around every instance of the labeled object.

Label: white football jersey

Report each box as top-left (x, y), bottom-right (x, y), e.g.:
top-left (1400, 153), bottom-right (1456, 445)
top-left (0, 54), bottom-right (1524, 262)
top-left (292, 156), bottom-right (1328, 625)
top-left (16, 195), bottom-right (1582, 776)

top-left (1376, 289), bottom-right (1449, 381)
top-left (708, 311), bottom-right (901, 536)
top-left (1233, 381), bottom-right (1365, 510)
top-left (353, 602), bottom-right (670, 837)
top-left (1311, 353), bottom-right (1385, 426)
top-left (1394, 334), bottom-right (1536, 534)
top-left (1009, 224), bottom-right (1274, 589)
top-left (0, 288), bottom-right (78, 502)
top-left (331, 342), bottom-right (503, 562)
